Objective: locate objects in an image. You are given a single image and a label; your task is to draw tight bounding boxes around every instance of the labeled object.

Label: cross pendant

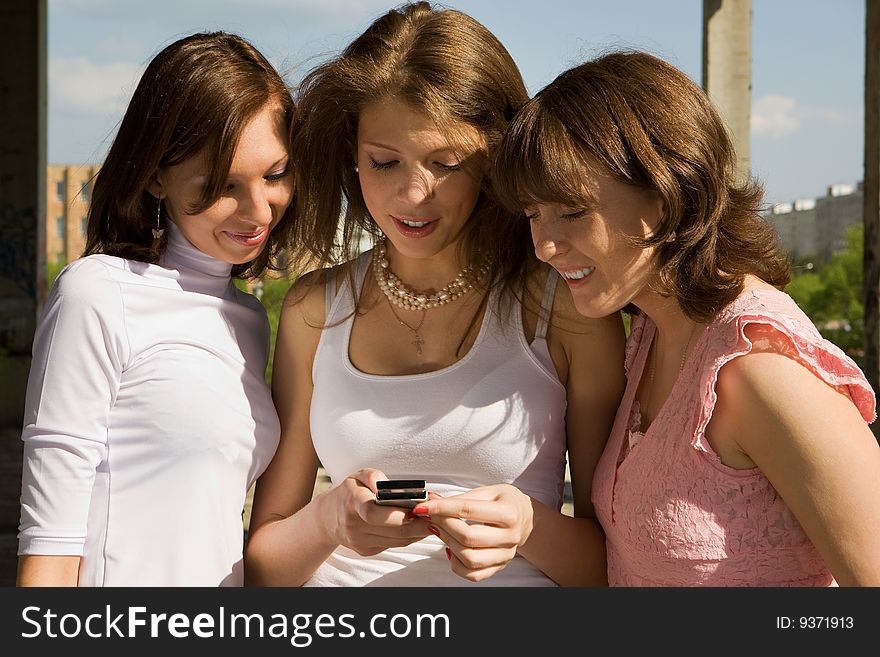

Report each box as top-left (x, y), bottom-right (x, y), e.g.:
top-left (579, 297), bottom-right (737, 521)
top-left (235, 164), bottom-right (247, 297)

top-left (412, 333), bottom-right (424, 355)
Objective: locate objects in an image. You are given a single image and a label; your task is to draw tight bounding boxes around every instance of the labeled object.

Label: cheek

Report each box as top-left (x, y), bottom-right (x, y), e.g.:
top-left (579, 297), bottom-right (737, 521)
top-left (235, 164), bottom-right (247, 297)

top-left (358, 175), bottom-right (386, 213)
top-left (444, 176), bottom-right (481, 215)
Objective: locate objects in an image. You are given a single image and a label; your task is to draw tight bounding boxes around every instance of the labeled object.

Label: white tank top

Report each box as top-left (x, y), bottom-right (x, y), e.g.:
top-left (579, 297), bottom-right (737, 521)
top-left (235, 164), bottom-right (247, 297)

top-left (307, 251), bottom-right (567, 586)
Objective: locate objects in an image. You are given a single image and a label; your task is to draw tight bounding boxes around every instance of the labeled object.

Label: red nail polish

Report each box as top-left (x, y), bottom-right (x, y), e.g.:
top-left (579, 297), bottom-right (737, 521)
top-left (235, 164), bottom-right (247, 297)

top-left (445, 547), bottom-right (452, 560)
top-left (427, 525), bottom-right (440, 536)
top-left (412, 506), bottom-right (429, 516)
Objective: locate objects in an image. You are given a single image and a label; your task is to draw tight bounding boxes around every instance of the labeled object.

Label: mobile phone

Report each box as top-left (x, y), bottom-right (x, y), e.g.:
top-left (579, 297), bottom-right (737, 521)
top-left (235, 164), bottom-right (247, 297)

top-left (374, 479), bottom-right (428, 507)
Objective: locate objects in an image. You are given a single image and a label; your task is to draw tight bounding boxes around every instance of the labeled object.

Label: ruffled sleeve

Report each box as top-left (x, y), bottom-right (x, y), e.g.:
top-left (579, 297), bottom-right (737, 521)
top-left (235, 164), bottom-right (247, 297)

top-left (694, 290), bottom-right (876, 450)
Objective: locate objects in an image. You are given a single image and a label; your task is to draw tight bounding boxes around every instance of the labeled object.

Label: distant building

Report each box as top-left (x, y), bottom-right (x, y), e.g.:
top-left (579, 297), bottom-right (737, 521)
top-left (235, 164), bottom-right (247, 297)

top-left (46, 164), bottom-right (99, 264)
top-left (765, 182), bottom-right (863, 263)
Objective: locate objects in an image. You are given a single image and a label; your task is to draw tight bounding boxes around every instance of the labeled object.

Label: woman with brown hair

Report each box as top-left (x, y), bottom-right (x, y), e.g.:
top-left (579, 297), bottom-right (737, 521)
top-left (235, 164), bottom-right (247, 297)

top-left (492, 49), bottom-right (880, 586)
top-left (17, 31), bottom-right (295, 586)
top-left (245, 2), bottom-right (625, 586)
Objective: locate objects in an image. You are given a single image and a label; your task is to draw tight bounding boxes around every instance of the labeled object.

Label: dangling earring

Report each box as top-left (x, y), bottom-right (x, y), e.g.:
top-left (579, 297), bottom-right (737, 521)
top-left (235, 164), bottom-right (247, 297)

top-left (666, 230), bottom-right (676, 243)
top-left (354, 164), bottom-right (359, 173)
top-left (152, 196), bottom-right (165, 240)
top-left (151, 195), bottom-right (165, 256)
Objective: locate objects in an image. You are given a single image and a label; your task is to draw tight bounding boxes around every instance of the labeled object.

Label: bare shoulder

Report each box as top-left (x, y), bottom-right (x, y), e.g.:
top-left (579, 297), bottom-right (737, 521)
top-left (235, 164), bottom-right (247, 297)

top-left (529, 267), bottom-right (625, 342)
top-left (281, 263), bottom-right (348, 328)
top-left (711, 349), bottom-right (873, 465)
top-left (525, 266), bottom-right (626, 385)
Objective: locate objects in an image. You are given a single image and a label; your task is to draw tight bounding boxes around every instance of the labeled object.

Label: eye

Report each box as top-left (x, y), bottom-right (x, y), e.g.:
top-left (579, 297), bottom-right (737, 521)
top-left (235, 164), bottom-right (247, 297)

top-left (265, 168), bottom-right (290, 183)
top-left (523, 209), bottom-right (539, 222)
top-left (368, 156), bottom-right (396, 171)
top-left (434, 162), bottom-right (462, 172)
top-left (560, 209), bottom-right (587, 221)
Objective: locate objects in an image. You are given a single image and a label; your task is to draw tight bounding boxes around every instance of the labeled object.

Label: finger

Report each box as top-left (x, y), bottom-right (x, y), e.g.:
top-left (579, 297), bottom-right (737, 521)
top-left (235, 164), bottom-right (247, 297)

top-left (429, 516), bottom-right (519, 549)
top-left (414, 498), bottom-right (518, 526)
top-left (350, 468), bottom-right (389, 492)
top-left (446, 547), bottom-right (513, 582)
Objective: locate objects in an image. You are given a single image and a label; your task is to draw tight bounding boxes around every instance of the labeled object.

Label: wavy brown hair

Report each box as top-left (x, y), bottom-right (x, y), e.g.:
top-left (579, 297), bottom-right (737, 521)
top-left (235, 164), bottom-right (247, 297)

top-left (84, 31), bottom-right (296, 279)
top-left (283, 1), bottom-right (535, 301)
top-left (494, 50), bottom-right (790, 322)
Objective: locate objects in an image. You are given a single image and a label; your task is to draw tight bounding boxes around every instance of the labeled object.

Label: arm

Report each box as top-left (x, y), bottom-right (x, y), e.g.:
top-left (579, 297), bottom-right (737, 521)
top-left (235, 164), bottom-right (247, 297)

top-left (517, 288), bottom-right (625, 585)
top-left (18, 260), bottom-right (124, 586)
top-left (17, 556), bottom-right (80, 587)
top-left (414, 281), bottom-right (626, 585)
top-left (708, 347), bottom-right (880, 586)
top-left (244, 270), bottom-right (430, 586)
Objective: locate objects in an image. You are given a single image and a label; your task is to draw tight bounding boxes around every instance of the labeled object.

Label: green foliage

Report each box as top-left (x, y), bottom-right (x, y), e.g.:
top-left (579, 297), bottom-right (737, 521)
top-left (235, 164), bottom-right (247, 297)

top-left (47, 258), bottom-right (67, 289)
top-left (240, 274), bottom-right (296, 384)
top-left (785, 224), bottom-right (864, 367)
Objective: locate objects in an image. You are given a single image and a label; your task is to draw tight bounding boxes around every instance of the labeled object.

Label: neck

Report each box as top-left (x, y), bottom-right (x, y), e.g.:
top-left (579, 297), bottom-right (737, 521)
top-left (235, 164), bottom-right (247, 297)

top-left (380, 240), bottom-right (473, 292)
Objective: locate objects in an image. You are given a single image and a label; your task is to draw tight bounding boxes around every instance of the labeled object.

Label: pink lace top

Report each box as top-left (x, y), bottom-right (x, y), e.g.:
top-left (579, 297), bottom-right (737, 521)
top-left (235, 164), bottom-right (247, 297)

top-left (592, 288), bottom-right (876, 586)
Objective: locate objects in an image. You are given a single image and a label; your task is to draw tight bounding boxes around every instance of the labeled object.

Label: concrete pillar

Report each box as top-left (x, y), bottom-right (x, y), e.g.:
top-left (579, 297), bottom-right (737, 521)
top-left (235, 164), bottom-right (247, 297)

top-left (0, 0), bottom-right (47, 585)
top-left (865, 0), bottom-right (880, 439)
top-left (702, 0), bottom-right (752, 184)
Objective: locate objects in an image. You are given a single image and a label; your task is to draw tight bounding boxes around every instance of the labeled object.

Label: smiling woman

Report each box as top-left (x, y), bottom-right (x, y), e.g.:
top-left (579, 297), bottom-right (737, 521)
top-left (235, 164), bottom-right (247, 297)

top-left (244, 1), bottom-right (626, 589)
top-left (16, 31), bottom-right (296, 587)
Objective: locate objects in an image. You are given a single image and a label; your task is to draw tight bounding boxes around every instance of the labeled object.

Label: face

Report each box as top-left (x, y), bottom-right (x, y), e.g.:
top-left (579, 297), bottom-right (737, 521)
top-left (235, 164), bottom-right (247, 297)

top-left (356, 98), bottom-right (484, 262)
top-left (525, 164), bottom-right (663, 318)
top-left (151, 102), bottom-right (293, 264)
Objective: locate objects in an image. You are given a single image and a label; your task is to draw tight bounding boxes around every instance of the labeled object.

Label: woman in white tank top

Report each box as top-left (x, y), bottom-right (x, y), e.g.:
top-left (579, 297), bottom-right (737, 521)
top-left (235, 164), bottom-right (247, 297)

top-left (245, 2), bottom-right (626, 587)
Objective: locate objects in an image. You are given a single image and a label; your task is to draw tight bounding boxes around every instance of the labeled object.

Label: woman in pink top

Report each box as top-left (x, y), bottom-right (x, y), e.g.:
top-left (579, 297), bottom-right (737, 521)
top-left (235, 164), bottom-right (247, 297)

top-left (492, 50), bottom-right (880, 586)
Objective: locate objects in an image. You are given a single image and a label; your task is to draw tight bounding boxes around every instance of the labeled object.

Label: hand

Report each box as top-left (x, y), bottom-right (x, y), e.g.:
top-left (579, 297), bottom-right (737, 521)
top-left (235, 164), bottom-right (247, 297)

top-left (413, 484), bottom-right (534, 582)
top-left (322, 468), bottom-right (432, 557)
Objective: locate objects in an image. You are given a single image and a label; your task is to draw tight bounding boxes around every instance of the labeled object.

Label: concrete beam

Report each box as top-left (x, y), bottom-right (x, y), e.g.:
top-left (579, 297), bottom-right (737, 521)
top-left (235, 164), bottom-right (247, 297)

top-left (703, 0), bottom-right (752, 184)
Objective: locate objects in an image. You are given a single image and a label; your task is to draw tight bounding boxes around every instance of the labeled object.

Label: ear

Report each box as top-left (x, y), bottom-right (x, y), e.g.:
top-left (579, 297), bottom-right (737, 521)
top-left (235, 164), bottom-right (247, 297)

top-left (146, 170), bottom-right (165, 199)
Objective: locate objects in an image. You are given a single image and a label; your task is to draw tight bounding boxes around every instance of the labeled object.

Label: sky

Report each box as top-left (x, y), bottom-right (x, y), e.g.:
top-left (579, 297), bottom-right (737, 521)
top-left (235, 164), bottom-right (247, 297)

top-left (48, 0), bottom-right (866, 206)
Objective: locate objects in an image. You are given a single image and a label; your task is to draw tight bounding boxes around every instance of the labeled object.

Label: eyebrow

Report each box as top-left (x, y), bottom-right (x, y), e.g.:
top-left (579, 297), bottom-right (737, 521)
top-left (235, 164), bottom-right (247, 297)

top-left (361, 140), bottom-right (458, 157)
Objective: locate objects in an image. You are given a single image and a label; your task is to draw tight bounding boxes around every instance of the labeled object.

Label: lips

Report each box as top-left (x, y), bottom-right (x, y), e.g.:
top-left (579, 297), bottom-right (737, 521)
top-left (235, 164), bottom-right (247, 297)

top-left (558, 266), bottom-right (595, 286)
top-left (392, 215), bottom-right (438, 238)
top-left (224, 227), bottom-right (268, 246)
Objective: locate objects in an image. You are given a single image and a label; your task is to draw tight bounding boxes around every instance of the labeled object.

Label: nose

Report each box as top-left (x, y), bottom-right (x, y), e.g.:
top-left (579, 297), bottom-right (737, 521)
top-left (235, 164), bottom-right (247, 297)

top-left (397, 165), bottom-right (434, 205)
top-left (237, 183), bottom-right (274, 227)
top-left (531, 221), bottom-right (564, 263)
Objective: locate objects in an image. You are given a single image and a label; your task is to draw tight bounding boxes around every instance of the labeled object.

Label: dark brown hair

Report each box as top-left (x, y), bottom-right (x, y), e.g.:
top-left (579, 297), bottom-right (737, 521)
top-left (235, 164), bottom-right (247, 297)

top-left (84, 31), bottom-right (295, 278)
top-left (494, 49), bottom-right (790, 322)
top-left (284, 1), bottom-right (534, 300)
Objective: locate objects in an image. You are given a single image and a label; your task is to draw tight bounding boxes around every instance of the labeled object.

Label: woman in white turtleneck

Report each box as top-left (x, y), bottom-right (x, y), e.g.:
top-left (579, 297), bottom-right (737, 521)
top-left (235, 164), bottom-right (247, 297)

top-left (16, 31), bottom-right (295, 587)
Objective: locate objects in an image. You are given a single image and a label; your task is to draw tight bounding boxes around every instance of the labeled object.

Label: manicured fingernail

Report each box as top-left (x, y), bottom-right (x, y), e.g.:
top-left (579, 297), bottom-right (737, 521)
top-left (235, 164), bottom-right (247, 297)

top-left (427, 525), bottom-right (440, 536)
top-left (445, 547), bottom-right (452, 560)
top-left (412, 506), bottom-right (429, 516)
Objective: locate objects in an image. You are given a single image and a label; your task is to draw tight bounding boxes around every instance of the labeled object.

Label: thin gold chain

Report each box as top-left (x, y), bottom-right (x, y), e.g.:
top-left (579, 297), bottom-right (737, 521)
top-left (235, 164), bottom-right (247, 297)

top-left (645, 321), bottom-right (699, 412)
top-left (385, 295), bottom-right (428, 355)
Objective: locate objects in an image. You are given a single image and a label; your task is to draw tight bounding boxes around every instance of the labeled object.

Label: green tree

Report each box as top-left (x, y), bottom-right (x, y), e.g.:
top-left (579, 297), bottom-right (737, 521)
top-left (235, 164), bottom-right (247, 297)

top-left (786, 224), bottom-right (864, 367)
top-left (236, 274), bottom-right (296, 384)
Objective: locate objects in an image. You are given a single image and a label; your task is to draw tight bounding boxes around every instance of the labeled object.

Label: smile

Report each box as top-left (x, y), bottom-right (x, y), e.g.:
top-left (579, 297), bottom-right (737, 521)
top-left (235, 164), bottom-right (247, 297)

top-left (391, 216), bottom-right (438, 238)
top-left (224, 227), bottom-right (268, 246)
top-left (561, 267), bottom-right (595, 280)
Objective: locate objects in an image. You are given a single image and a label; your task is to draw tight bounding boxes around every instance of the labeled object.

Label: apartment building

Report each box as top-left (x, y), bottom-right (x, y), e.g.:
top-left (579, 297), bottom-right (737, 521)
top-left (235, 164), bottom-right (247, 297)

top-left (46, 164), bottom-right (99, 264)
top-left (766, 182), bottom-right (863, 263)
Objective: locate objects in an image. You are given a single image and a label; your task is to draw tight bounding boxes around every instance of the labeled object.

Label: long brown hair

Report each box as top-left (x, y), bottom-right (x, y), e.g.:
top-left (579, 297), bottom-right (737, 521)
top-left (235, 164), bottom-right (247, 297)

top-left (84, 31), bottom-right (295, 278)
top-left (494, 50), bottom-right (790, 322)
top-left (284, 1), bottom-right (534, 301)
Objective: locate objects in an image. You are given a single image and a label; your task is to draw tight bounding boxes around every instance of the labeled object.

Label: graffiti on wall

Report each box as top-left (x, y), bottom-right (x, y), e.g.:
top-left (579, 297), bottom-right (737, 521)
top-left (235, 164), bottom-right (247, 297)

top-left (0, 200), bottom-right (38, 355)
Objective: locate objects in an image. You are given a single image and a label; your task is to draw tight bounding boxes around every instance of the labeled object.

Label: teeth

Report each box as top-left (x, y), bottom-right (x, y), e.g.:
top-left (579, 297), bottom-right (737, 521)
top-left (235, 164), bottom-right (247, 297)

top-left (562, 267), bottom-right (594, 280)
top-left (401, 219), bottom-right (430, 228)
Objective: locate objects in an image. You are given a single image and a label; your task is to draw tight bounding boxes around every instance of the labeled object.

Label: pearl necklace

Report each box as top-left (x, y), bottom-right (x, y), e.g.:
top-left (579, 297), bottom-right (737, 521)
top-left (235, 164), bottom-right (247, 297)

top-left (372, 238), bottom-right (489, 311)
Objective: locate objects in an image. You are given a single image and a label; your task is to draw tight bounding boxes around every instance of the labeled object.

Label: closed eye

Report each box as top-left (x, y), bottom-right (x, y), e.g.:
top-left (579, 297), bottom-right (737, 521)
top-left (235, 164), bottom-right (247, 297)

top-left (560, 209), bottom-right (587, 221)
top-left (265, 168), bottom-right (290, 182)
top-left (369, 156), bottom-right (396, 171)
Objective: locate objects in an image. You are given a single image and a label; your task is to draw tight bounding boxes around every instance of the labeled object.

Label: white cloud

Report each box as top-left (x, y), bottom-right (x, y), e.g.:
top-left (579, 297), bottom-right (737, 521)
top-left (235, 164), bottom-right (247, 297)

top-left (751, 94), bottom-right (851, 138)
top-left (751, 95), bottom-right (799, 137)
top-left (50, 56), bottom-right (142, 118)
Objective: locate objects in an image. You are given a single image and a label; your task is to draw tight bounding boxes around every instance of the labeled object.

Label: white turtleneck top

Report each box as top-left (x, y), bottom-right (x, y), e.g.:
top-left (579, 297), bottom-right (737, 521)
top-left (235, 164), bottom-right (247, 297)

top-left (17, 223), bottom-right (280, 586)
